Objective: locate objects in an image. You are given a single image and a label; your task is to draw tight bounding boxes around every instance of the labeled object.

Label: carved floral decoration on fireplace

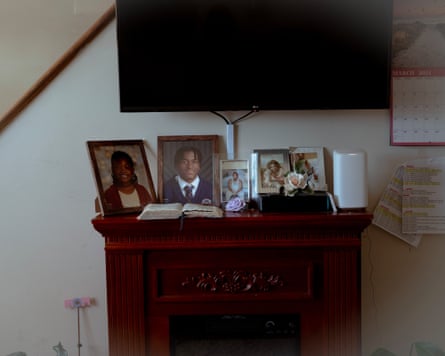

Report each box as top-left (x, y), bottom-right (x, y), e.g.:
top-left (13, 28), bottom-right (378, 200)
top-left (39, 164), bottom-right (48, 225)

top-left (181, 270), bottom-right (284, 293)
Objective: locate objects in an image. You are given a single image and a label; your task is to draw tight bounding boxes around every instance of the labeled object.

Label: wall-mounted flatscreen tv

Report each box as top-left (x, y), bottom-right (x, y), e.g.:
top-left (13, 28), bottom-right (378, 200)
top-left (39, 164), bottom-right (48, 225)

top-left (115, 0), bottom-right (393, 112)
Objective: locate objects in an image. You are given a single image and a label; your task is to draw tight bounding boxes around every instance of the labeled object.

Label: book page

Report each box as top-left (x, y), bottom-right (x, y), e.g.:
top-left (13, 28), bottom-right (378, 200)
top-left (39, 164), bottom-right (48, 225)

top-left (402, 158), bottom-right (445, 234)
top-left (373, 165), bottom-right (423, 247)
top-left (183, 203), bottom-right (223, 218)
top-left (137, 203), bottom-right (183, 220)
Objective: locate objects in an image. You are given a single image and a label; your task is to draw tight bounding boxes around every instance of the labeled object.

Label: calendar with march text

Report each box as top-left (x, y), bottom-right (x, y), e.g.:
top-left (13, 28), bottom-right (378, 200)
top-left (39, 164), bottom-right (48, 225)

top-left (391, 68), bottom-right (445, 145)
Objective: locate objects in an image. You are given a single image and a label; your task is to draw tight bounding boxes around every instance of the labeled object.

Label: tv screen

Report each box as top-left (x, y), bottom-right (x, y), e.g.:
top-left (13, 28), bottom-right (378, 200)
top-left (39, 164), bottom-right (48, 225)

top-left (115, 0), bottom-right (393, 112)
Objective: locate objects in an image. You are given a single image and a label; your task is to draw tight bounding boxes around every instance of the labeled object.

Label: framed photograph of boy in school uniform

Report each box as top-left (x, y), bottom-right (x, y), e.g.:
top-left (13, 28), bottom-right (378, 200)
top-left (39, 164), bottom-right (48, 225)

top-left (158, 135), bottom-right (219, 205)
top-left (87, 140), bottom-right (157, 216)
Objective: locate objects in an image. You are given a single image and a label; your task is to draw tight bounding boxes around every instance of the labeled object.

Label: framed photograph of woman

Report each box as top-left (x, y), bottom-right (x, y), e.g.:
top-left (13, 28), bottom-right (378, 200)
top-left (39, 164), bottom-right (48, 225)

top-left (289, 146), bottom-right (327, 191)
top-left (87, 140), bottom-right (157, 216)
top-left (158, 135), bottom-right (219, 205)
top-left (253, 149), bottom-right (290, 194)
top-left (220, 160), bottom-right (250, 202)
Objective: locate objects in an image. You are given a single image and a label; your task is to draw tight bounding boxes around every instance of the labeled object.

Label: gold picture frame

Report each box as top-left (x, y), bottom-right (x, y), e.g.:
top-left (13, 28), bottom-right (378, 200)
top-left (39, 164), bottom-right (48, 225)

top-left (157, 135), bottom-right (219, 205)
top-left (87, 139), bottom-right (157, 215)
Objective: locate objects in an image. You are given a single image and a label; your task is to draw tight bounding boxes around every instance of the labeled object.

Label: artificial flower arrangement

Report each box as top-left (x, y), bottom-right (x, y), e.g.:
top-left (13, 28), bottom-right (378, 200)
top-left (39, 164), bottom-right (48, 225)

top-left (224, 150), bottom-right (323, 212)
top-left (282, 155), bottom-right (317, 197)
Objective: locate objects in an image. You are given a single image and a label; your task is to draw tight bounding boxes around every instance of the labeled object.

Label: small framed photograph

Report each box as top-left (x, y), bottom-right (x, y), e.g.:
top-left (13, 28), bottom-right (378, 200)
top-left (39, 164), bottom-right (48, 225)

top-left (220, 160), bottom-right (250, 202)
top-left (87, 140), bottom-right (157, 216)
top-left (289, 146), bottom-right (327, 191)
top-left (253, 149), bottom-right (290, 194)
top-left (158, 135), bottom-right (219, 205)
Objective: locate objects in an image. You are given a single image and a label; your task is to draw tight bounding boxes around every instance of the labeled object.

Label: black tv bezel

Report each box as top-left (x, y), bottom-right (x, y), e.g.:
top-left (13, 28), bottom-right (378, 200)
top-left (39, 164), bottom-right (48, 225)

top-left (115, 0), bottom-right (393, 113)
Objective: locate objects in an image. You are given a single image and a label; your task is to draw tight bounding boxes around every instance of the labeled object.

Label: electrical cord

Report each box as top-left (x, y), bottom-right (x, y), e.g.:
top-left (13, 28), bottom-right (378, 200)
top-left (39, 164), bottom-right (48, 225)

top-left (210, 110), bottom-right (257, 125)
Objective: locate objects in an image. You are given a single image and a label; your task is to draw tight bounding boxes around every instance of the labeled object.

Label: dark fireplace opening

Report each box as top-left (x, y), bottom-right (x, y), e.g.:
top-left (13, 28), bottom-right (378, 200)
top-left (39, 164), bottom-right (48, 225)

top-left (170, 314), bottom-right (300, 356)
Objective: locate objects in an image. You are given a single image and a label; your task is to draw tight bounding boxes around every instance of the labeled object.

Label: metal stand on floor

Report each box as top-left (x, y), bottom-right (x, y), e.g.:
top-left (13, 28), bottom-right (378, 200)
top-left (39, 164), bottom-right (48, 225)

top-left (64, 297), bottom-right (92, 356)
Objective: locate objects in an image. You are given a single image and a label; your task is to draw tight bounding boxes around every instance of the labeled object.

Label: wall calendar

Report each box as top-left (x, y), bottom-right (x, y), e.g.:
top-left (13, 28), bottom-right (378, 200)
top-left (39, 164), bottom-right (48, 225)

top-left (391, 0), bottom-right (445, 146)
top-left (391, 68), bottom-right (445, 145)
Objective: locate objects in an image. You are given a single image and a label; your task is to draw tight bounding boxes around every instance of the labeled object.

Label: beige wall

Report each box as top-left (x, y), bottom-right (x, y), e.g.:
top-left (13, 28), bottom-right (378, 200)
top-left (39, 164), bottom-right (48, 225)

top-left (1, 19), bottom-right (445, 356)
top-left (0, 0), bottom-right (113, 118)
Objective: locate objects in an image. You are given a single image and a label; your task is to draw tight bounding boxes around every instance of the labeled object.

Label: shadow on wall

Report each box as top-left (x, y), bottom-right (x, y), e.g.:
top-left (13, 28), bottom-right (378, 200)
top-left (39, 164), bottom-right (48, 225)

top-left (5, 341), bottom-right (68, 356)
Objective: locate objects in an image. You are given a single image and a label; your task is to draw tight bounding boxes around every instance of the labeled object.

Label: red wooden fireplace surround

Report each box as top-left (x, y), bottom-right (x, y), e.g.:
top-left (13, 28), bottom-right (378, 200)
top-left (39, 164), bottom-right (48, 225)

top-left (92, 211), bottom-right (372, 356)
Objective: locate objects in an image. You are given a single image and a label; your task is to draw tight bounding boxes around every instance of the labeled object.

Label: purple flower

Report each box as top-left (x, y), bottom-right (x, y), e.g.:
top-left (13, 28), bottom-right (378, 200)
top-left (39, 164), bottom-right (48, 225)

top-left (225, 197), bottom-right (246, 212)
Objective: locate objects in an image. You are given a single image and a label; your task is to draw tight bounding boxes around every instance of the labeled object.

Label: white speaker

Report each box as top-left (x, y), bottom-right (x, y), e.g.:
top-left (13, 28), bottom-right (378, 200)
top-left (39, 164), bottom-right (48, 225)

top-left (333, 149), bottom-right (368, 210)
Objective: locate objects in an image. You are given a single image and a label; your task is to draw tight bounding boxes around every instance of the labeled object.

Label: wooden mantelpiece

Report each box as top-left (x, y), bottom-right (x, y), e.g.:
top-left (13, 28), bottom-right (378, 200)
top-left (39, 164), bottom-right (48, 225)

top-left (92, 211), bottom-right (372, 356)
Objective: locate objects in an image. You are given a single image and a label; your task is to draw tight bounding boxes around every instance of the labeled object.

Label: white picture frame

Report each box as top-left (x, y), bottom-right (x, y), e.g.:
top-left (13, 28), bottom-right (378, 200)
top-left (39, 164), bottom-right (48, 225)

top-left (252, 149), bottom-right (291, 195)
top-left (220, 159), bottom-right (250, 202)
top-left (289, 146), bottom-right (327, 191)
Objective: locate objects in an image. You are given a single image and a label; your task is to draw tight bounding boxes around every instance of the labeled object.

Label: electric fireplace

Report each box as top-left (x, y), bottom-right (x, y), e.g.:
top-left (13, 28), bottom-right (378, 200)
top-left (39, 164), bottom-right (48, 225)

top-left (92, 210), bottom-right (372, 356)
top-left (170, 314), bottom-right (300, 356)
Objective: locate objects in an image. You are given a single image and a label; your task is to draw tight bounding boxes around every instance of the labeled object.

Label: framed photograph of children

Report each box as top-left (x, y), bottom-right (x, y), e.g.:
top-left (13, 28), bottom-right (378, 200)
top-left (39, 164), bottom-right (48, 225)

top-left (253, 149), bottom-right (290, 194)
top-left (220, 160), bottom-right (250, 202)
top-left (158, 135), bottom-right (219, 205)
top-left (86, 140), bottom-right (157, 216)
top-left (289, 146), bottom-right (327, 191)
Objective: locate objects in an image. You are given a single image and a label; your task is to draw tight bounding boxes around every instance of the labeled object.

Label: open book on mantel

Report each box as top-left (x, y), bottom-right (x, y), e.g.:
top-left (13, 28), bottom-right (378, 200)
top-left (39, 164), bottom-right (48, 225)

top-left (137, 202), bottom-right (224, 220)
